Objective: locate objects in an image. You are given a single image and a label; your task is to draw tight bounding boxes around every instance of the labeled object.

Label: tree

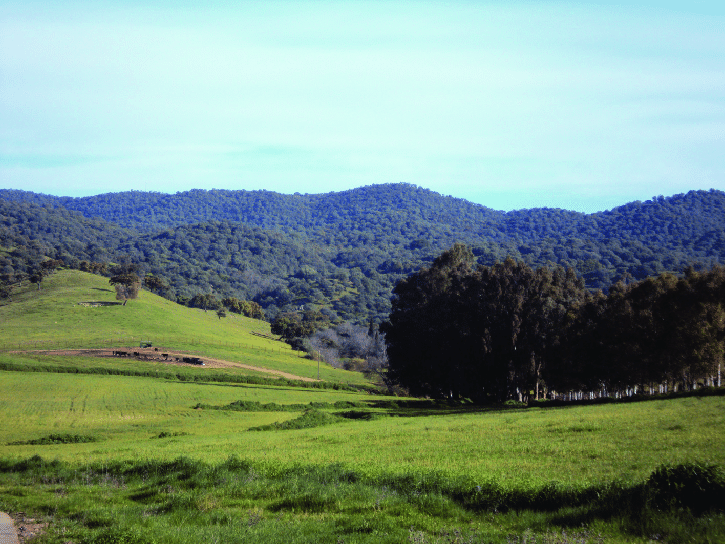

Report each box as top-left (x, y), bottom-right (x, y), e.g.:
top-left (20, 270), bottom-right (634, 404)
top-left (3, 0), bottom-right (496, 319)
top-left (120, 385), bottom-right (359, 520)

top-left (221, 297), bottom-right (264, 319)
top-left (109, 272), bottom-right (141, 305)
top-left (143, 274), bottom-right (167, 294)
top-left (41, 259), bottom-right (62, 275)
top-left (308, 321), bottom-right (388, 372)
top-left (216, 307), bottom-right (227, 320)
top-left (271, 309), bottom-right (330, 349)
top-left (383, 244), bottom-right (477, 399)
top-left (383, 245), bottom-right (587, 402)
top-left (189, 293), bottom-right (220, 312)
top-left (29, 270), bottom-right (44, 290)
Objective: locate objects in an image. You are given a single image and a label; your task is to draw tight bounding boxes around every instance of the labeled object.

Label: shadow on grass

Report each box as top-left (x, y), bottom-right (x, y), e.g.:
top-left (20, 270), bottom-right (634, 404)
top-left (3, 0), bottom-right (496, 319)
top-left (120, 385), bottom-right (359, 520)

top-left (2, 455), bottom-right (723, 543)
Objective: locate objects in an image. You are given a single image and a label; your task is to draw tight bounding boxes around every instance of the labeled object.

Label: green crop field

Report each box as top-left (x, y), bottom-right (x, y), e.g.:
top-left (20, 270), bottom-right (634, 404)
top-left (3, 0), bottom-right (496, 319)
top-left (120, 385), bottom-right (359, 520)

top-left (1, 270), bottom-right (724, 543)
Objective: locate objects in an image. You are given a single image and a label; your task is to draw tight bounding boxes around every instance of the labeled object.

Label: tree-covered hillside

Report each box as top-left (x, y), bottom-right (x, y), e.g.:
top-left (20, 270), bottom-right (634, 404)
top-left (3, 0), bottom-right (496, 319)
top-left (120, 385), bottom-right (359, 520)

top-left (2, 184), bottom-right (724, 323)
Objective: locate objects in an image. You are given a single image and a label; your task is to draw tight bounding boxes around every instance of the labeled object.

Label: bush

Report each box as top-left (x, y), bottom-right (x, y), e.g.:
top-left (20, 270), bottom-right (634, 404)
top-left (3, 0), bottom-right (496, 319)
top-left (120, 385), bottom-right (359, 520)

top-left (9, 433), bottom-right (98, 445)
top-left (249, 409), bottom-right (342, 431)
top-left (646, 462), bottom-right (725, 514)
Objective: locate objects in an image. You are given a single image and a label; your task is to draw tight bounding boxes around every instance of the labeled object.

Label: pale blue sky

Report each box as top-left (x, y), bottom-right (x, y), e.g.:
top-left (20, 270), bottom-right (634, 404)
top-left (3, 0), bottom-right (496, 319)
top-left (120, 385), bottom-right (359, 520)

top-left (1, 1), bottom-right (723, 213)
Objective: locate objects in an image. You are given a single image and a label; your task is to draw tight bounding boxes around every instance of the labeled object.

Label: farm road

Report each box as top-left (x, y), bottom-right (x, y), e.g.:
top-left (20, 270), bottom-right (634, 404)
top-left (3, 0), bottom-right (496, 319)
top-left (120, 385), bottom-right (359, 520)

top-left (12, 348), bottom-right (319, 383)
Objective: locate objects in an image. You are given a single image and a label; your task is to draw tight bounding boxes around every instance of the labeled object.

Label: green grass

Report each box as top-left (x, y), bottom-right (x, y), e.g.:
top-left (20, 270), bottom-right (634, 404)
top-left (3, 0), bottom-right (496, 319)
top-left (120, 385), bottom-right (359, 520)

top-left (0, 270), bottom-right (369, 384)
top-left (1, 269), bottom-right (724, 542)
top-left (1, 370), bottom-right (723, 486)
top-left (1, 368), bottom-right (723, 542)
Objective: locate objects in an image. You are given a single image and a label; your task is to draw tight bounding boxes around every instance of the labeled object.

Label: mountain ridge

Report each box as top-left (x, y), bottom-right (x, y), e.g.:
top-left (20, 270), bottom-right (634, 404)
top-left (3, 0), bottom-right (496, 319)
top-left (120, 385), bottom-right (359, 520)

top-left (2, 184), bottom-right (724, 324)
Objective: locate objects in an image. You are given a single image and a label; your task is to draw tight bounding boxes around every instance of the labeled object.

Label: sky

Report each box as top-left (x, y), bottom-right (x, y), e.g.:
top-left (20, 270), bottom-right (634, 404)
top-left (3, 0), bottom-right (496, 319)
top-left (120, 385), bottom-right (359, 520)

top-left (1, 1), bottom-right (723, 213)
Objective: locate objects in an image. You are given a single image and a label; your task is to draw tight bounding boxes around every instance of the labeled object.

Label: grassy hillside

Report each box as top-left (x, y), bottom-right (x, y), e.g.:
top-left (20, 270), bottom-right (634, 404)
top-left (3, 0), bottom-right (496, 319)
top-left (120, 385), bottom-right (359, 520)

top-left (0, 269), bottom-right (367, 384)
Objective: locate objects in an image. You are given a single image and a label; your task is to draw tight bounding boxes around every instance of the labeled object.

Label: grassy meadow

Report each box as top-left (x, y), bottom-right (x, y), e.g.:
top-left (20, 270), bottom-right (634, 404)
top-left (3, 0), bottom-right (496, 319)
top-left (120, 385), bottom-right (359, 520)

top-left (1, 270), bottom-right (724, 543)
top-left (0, 270), bottom-right (367, 384)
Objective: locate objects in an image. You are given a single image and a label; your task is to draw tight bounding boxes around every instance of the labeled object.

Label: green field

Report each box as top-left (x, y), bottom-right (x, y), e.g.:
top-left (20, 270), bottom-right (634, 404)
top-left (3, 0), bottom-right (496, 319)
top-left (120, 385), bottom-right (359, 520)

top-left (2, 370), bottom-right (723, 485)
top-left (0, 270), bottom-right (367, 384)
top-left (1, 271), bottom-right (724, 543)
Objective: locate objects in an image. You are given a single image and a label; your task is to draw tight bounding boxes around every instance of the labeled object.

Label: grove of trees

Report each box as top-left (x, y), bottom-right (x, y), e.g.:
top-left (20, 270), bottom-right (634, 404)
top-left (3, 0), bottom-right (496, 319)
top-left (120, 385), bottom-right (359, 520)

top-left (383, 245), bottom-right (724, 403)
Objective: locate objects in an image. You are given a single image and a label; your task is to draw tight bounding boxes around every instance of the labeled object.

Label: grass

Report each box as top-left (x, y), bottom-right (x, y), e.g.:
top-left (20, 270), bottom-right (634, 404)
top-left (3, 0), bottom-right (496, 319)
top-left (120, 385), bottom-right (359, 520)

top-left (1, 369), bottom-right (723, 542)
top-left (0, 269), bottom-right (723, 542)
top-left (0, 270), bottom-right (369, 384)
top-left (1, 370), bottom-right (723, 486)
top-left (1, 454), bottom-right (723, 543)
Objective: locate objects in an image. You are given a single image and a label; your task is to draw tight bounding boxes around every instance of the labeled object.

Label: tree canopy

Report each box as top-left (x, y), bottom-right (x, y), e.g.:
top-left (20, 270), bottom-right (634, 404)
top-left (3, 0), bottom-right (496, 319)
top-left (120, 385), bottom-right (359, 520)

top-left (384, 246), bottom-right (725, 402)
top-left (3, 185), bottom-right (725, 325)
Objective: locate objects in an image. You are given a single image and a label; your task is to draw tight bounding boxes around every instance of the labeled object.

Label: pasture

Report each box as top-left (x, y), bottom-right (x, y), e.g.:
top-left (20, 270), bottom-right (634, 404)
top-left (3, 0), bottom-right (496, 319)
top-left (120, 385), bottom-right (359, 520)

top-left (0, 270), bottom-right (723, 542)
top-left (0, 270), bottom-right (367, 384)
top-left (1, 370), bottom-right (723, 485)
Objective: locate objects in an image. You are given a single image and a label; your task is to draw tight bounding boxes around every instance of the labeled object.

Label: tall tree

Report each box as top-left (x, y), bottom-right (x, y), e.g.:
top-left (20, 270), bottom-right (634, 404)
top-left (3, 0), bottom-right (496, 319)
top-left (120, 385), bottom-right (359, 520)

top-left (384, 246), bottom-right (587, 402)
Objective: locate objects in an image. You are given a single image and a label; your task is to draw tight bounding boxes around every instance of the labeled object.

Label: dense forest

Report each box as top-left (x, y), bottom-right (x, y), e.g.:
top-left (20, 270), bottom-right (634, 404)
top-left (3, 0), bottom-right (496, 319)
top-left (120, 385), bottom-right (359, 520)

top-left (2, 184), bottom-right (725, 324)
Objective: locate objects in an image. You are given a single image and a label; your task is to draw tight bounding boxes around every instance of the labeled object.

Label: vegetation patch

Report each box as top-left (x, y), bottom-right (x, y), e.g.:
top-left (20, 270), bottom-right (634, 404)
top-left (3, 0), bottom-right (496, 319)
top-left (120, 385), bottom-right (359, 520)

top-left (0, 456), bottom-right (723, 543)
top-left (337, 410), bottom-right (386, 420)
top-left (152, 431), bottom-right (189, 439)
top-left (8, 433), bottom-right (98, 445)
top-left (248, 409), bottom-right (343, 431)
top-left (196, 399), bottom-right (368, 412)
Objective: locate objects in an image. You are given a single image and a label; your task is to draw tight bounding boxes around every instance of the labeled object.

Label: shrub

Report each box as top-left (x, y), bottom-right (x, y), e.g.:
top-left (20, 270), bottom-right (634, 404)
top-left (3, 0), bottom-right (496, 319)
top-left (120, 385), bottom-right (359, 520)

top-left (249, 409), bottom-right (342, 431)
top-left (646, 462), bottom-right (725, 514)
top-left (8, 434), bottom-right (98, 445)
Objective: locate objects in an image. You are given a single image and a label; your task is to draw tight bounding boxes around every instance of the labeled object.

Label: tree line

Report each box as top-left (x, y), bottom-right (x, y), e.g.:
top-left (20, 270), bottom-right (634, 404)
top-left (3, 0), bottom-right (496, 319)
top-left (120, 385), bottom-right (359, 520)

top-left (383, 245), bottom-right (724, 402)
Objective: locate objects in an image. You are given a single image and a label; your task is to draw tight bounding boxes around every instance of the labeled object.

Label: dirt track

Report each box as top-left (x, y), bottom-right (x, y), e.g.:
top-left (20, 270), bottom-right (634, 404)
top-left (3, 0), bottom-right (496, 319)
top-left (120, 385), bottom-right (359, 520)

top-left (17, 347), bottom-right (318, 382)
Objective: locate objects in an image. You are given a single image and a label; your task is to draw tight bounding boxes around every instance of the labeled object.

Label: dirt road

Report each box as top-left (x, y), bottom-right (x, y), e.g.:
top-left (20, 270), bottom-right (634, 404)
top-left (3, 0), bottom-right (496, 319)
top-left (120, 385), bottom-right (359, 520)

top-left (14, 348), bottom-right (318, 382)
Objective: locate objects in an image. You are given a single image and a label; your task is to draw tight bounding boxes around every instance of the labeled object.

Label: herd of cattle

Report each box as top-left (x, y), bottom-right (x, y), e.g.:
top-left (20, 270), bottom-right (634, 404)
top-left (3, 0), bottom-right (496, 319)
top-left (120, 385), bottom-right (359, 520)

top-left (112, 350), bottom-right (205, 366)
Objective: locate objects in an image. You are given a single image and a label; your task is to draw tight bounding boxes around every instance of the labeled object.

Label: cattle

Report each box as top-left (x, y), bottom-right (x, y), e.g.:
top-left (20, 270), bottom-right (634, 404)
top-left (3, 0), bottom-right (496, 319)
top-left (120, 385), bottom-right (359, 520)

top-left (182, 357), bottom-right (205, 366)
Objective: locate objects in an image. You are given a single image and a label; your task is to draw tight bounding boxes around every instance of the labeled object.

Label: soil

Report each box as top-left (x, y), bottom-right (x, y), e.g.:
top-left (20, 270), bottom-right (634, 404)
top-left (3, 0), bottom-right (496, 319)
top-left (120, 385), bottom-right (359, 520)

top-left (8, 512), bottom-right (49, 543)
top-left (15, 347), bottom-right (318, 382)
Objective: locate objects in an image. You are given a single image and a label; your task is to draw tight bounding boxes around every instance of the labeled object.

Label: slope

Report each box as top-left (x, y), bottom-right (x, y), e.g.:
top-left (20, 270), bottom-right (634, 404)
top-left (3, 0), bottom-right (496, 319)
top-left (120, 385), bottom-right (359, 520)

top-left (0, 269), bottom-right (367, 384)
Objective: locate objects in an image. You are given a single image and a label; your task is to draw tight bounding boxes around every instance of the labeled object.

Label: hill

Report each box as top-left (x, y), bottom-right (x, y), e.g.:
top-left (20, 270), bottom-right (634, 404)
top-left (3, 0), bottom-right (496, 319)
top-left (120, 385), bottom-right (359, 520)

top-left (0, 269), bottom-right (366, 385)
top-left (2, 184), bottom-right (725, 323)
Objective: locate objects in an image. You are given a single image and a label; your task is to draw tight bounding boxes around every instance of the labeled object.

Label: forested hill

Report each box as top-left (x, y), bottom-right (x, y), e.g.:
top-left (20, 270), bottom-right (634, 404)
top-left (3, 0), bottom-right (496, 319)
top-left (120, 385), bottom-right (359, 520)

top-left (0, 185), bottom-right (505, 238)
top-left (1, 184), bottom-right (724, 324)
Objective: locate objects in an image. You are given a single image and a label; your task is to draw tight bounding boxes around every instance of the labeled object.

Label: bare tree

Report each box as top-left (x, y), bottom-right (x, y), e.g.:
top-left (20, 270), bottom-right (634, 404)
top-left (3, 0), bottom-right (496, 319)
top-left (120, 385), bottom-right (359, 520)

top-left (309, 322), bottom-right (388, 375)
